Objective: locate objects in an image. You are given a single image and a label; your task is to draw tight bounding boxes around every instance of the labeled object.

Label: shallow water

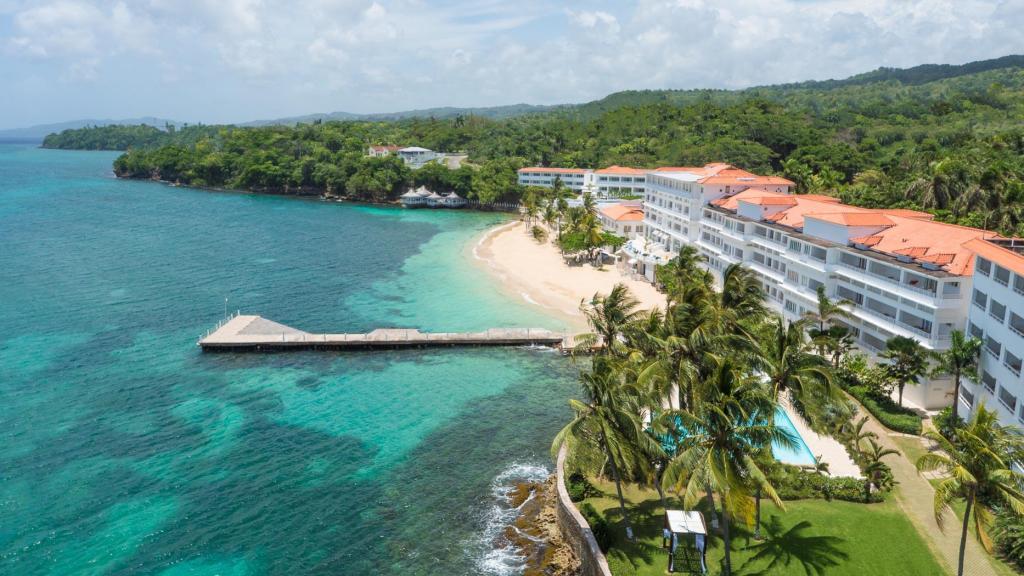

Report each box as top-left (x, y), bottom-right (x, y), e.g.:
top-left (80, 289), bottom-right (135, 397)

top-left (0, 144), bottom-right (579, 575)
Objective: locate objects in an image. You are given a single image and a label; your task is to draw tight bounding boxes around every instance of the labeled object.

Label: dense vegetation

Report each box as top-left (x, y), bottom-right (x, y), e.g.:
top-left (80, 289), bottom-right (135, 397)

top-left (42, 124), bottom-right (220, 151)
top-left (43, 56), bottom-right (1024, 232)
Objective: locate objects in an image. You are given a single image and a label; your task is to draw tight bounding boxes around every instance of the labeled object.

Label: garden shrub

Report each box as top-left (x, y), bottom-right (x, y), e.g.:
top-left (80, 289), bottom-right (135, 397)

top-left (774, 464), bottom-right (885, 503)
top-left (567, 471), bottom-right (600, 502)
top-left (847, 385), bottom-right (923, 435)
top-left (933, 407), bottom-right (964, 440)
top-left (995, 509), bottom-right (1024, 571)
top-left (606, 550), bottom-right (638, 576)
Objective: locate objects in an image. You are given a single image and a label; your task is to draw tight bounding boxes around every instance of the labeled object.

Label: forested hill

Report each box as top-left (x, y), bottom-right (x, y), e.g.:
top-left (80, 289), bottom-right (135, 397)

top-left (52, 55), bottom-right (1024, 237)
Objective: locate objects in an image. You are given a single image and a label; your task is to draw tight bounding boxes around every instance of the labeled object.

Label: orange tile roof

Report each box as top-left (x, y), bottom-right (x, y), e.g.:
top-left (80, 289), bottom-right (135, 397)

top-left (712, 188), bottom-right (999, 275)
top-left (800, 194), bottom-right (842, 203)
top-left (600, 204), bottom-right (644, 222)
top-left (596, 165), bottom-right (648, 175)
top-left (963, 238), bottom-right (1024, 277)
top-left (808, 213), bottom-right (897, 227)
top-left (517, 167), bottom-right (591, 174)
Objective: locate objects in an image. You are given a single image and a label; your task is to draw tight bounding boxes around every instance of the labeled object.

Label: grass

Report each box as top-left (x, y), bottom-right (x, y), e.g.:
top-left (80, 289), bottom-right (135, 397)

top-left (584, 479), bottom-right (946, 575)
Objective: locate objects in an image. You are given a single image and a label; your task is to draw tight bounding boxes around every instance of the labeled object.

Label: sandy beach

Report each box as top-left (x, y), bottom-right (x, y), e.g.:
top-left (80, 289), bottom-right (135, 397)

top-left (472, 221), bottom-right (667, 331)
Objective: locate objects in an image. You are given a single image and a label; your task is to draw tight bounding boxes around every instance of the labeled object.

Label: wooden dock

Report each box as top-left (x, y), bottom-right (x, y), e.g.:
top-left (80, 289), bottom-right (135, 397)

top-left (198, 314), bottom-right (570, 351)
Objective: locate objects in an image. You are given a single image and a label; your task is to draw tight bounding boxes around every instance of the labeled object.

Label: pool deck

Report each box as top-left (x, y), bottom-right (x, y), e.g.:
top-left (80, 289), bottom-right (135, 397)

top-left (781, 401), bottom-right (862, 478)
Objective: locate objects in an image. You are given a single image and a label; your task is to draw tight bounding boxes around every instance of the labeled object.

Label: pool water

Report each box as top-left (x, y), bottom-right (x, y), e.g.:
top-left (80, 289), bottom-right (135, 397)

top-left (772, 407), bottom-right (818, 466)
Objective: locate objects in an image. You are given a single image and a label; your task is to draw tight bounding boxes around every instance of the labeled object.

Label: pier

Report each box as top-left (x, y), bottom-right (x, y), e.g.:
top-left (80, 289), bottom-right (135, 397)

top-left (198, 314), bottom-right (571, 351)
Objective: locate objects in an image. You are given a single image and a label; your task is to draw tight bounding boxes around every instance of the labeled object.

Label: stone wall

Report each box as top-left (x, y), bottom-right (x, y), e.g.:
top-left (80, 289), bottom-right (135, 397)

top-left (555, 444), bottom-right (613, 576)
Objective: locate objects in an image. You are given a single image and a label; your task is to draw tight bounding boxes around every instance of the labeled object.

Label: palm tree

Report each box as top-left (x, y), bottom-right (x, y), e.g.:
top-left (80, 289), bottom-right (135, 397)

top-left (552, 358), bottom-right (664, 541)
top-left (933, 330), bottom-right (982, 424)
top-left (837, 415), bottom-right (877, 449)
top-left (803, 285), bottom-right (853, 357)
top-left (756, 317), bottom-right (834, 408)
top-left (905, 158), bottom-right (971, 211)
top-left (881, 336), bottom-right (930, 407)
top-left (916, 406), bottom-right (1024, 576)
top-left (860, 438), bottom-right (899, 502)
top-left (663, 356), bottom-right (794, 576)
top-left (577, 284), bottom-right (642, 357)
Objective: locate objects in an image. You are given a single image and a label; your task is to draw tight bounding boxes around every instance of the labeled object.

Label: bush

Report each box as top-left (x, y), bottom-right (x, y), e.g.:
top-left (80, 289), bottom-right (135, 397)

top-left (578, 502), bottom-right (613, 552)
top-left (567, 472), bottom-right (600, 502)
top-left (774, 465), bottom-right (884, 503)
top-left (847, 385), bottom-right (923, 435)
top-left (933, 407), bottom-right (964, 440)
top-left (995, 509), bottom-right (1024, 571)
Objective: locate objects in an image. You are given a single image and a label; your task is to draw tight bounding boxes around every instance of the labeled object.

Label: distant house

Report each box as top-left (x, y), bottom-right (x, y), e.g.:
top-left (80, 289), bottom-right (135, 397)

top-left (368, 145), bottom-right (401, 157)
top-left (397, 146), bottom-right (441, 168)
top-left (599, 202), bottom-right (645, 239)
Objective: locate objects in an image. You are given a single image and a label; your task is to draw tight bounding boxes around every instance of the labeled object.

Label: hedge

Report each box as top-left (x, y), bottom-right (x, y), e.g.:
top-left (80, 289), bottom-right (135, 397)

top-left (847, 385), bottom-right (923, 435)
top-left (775, 468), bottom-right (883, 503)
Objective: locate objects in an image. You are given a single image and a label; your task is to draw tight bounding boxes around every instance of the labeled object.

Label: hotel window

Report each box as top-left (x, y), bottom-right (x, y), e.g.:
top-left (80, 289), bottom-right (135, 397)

top-left (977, 257), bottom-right (992, 276)
top-left (809, 246), bottom-right (827, 262)
top-left (968, 321), bottom-right (984, 339)
top-left (1005, 350), bottom-right (1023, 377)
top-left (986, 335), bottom-right (1002, 359)
top-left (754, 226), bottom-right (768, 238)
top-left (1000, 386), bottom-right (1018, 413)
top-left (840, 252), bottom-right (867, 270)
top-left (960, 386), bottom-right (974, 408)
top-left (990, 299), bottom-right (1007, 323)
top-left (973, 289), bottom-right (988, 310)
top-left (995, 265), bottom-right (1011, 286)
top-left (1016, 275), bottom-right (1024, 296)
top-left (807, 278), bottom-right (825, 292)
top-left (788, 239), bottom-right (802, 253)
top-left (787, 270), bottom-right (800, 283)
top-left (982, 370), bottom-right (997, 393)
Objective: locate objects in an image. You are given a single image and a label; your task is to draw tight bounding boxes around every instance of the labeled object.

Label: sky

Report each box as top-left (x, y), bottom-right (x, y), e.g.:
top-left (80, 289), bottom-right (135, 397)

top-left (1, 0), bottom-right (1023, 129)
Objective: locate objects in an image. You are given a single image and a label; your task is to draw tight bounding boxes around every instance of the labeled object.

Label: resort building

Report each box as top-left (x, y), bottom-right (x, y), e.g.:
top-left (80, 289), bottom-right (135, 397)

top-left (517, 167), bottom-right (595, 192)
top-left (959, 239), bottom-right (1024, 428)
top-left (397, 147), bottom-right (442, 168)
top-left (368, 145), bottom-right (401, 157)
top-left (595, 166), bottom-right (647, 198)
top-left (599, 203), bottom-right (645, 239)
top-left (637, 162), bottom-right (1013, 410)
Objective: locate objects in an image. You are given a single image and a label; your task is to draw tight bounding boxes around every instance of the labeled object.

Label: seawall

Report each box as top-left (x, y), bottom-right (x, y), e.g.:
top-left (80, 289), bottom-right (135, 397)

top-left (555, 444), bottom-right (613, 576)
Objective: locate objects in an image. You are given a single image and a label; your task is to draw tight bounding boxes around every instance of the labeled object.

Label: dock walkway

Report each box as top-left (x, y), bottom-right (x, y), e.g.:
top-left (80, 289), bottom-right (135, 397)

top-left (198, 315), bottom-right (570, 351)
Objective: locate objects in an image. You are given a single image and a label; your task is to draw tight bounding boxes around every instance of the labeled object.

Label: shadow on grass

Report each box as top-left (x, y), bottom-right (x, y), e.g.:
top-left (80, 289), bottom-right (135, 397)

top-left (737, 515), bottom-right (848, 576)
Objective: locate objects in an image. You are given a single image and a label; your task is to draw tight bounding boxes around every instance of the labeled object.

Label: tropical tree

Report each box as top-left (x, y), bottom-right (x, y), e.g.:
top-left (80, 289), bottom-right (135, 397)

top-left (916, 406), bottom-right (1024, 576)
top-left (756, 317), bottom-right (834, 410)
top-left (803, 285), bottom-right (853, 357)
top-left (860, 438), bottom-right (899, 502)
top-left (552, 358), bottom-right (665, 541)
top-left (577, 284), bottom-right (643, 357)
top-left (663, 356), bottom-right (794, 576)
top-left (933, 330), bottom-right (982, 424)
top-left (881, 336), bottom-right (930, 407)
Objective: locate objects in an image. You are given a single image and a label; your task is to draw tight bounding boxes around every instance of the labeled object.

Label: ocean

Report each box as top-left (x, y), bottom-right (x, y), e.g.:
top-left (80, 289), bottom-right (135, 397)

top-left (0, 143), bottom-right (579, 575)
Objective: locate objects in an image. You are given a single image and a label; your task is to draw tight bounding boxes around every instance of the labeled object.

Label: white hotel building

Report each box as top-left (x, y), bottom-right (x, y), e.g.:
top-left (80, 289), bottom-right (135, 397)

top-left (638, 163), bottom-right (1008, 410)
top-left (958, 238), bottom-right (1024, 429)
top-left (517, 167), bottom-right (595, 192)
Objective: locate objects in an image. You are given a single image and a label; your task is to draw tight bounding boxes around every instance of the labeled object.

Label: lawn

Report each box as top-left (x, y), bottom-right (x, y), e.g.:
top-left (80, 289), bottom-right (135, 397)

top-left (583, 479), bottom-right (946, 576)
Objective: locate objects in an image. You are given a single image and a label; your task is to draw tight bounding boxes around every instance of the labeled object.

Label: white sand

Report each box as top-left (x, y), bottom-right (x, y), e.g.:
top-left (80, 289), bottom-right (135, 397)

top-left (471, 221), bottom-right (667, 331)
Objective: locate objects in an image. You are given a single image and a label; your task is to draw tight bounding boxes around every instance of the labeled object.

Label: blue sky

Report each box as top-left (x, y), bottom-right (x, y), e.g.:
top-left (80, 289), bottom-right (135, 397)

top-left (1, 0), bottom-right (1022, 129)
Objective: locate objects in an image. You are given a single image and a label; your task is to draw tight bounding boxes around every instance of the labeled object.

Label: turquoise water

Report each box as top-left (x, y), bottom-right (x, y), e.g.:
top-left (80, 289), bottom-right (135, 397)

top-left (772, 408), bottom-right (817, 466)
top-left (0, 144), bottom-right (578, 575)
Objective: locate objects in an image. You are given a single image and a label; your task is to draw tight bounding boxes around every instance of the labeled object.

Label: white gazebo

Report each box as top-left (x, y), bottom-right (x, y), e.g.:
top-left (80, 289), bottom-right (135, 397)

top-left (443, 192), bottom-right (467, 208)
top-left (400, 189), bottom-right (427, 208)
top-left (664, 509), bottom-right (707, 574)
top-left (425, 192), bottom-right (446, 208)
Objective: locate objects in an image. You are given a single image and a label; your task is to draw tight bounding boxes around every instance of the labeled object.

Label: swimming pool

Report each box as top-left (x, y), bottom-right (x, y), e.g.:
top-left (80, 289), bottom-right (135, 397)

top-left (772, 407), bottom-right (818, 466)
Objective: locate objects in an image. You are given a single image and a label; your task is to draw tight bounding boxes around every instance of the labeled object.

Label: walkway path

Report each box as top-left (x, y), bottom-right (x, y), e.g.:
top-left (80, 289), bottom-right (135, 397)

top-left (851, 400), bottom-right (999, 576)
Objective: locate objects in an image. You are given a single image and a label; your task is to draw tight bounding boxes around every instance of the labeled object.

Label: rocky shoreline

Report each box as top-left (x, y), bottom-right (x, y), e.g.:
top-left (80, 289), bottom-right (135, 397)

top-left (501, 477), bottom-right (580, 576)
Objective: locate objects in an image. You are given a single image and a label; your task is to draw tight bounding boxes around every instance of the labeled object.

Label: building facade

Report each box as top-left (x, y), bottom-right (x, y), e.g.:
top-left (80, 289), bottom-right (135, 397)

top-left (595, 166), bottom-right (647, 198)
top-left (598, 203), bottom-right (645, 239)
top-left (517, 167), bottom-right (595, 192)
top-left (959, 239), bottom-right (1024, 428)
top-left (640, 163), bottom-right (1006, 410)
top-left (368, 145), bottom-right (401, 157)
